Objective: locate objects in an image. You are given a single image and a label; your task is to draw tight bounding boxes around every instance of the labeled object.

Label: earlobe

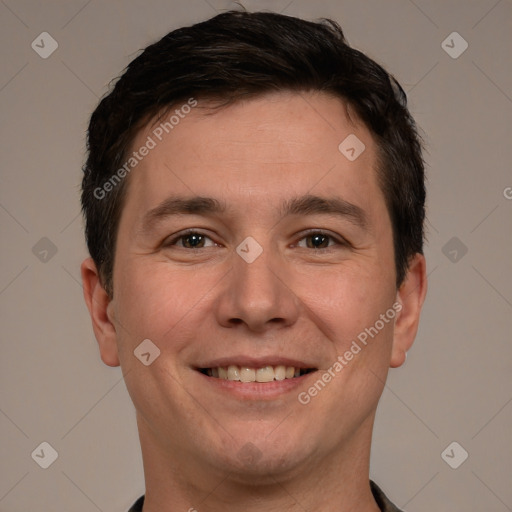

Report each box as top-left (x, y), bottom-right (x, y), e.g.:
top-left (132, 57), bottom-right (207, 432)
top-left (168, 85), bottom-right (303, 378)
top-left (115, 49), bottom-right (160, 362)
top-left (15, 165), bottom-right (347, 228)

top-left (80, 258), bottom-right (120, 367)
top-left (390, 254), bottom-right (427, 368)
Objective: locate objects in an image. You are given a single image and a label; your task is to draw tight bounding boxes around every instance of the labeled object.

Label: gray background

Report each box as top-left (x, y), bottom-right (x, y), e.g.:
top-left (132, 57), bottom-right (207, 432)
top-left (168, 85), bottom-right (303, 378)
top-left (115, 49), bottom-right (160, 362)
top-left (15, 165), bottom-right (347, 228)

top-left (1, 0), bottom-right (511, 511)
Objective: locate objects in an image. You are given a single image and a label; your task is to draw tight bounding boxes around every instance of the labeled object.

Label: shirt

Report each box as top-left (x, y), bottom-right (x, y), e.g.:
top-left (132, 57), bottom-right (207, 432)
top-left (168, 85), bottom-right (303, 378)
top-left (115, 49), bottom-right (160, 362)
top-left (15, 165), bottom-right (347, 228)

top-left (128, 480), bottom-right (404, 511)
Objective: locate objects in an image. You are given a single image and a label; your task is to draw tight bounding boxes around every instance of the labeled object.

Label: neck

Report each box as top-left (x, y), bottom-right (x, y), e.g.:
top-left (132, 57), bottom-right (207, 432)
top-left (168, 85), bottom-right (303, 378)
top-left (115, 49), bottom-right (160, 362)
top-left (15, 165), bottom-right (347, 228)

top-left (137, 414), bottom-right (381, 512)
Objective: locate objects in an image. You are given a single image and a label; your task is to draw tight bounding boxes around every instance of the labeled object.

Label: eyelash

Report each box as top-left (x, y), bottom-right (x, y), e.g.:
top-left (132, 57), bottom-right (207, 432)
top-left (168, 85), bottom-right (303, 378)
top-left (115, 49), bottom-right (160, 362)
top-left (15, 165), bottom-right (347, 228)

top-left (164, 229), bottom-right (348, 250)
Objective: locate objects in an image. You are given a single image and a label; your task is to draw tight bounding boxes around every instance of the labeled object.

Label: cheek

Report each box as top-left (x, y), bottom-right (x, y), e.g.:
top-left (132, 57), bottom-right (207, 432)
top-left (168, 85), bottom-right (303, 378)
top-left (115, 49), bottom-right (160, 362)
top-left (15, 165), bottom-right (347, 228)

top-left (112, 257), bottom-right (219, 351)
top-left (295, 262), bottom-right (395, 344)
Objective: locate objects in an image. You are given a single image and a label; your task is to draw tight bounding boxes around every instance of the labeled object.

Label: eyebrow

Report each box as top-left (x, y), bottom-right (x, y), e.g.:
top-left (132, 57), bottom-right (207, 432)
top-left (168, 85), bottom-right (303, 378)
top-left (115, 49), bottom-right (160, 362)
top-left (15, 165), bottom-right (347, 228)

top-left (140, 193), bottom-right (368, 234)
top-left (280, 194), bottom-right (368, 230)
top-left (140, 196), bottom-right (226, 233)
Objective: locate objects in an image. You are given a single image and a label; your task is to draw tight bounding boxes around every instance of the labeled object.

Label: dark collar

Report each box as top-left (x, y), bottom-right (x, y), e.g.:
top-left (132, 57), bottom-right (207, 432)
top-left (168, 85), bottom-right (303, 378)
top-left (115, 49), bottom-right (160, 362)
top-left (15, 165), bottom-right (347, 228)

top-left (128, 480), bottom-right (403, 511)
top-left (370, 481), bottom-right (404, 512)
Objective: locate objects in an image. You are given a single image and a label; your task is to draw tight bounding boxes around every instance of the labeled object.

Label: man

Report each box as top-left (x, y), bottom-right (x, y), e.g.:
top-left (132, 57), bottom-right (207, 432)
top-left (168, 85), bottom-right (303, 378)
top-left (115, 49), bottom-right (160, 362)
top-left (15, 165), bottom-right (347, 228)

top-left (80, 10), bottom-right (427, 512)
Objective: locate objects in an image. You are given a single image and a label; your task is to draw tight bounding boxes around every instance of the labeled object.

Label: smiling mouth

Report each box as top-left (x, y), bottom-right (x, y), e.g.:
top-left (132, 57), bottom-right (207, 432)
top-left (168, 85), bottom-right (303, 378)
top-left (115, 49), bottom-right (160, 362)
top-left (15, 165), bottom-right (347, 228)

top-left (198, 365), bottom-right (317, 383)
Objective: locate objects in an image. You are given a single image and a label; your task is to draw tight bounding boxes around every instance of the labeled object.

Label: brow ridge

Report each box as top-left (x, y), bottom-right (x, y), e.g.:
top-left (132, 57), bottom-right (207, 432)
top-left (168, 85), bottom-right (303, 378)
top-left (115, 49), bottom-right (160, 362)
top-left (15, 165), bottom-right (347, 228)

top-left (140, 193), bottom-right (367, 234)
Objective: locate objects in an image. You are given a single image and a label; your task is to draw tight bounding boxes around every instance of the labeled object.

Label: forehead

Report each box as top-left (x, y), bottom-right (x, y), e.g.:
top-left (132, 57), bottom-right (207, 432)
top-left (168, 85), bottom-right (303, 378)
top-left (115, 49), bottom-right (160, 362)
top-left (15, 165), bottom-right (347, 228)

top-left (120, 91), bottom-right (383, 222)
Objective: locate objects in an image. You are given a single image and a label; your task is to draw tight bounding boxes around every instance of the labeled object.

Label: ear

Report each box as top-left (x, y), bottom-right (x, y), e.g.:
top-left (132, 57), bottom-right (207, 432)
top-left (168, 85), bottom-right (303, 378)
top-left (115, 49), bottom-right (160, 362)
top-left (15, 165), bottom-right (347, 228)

top-left (390, 253), bottom-right (427, 368)
top-left (81, 258), bottom-right (120, 367)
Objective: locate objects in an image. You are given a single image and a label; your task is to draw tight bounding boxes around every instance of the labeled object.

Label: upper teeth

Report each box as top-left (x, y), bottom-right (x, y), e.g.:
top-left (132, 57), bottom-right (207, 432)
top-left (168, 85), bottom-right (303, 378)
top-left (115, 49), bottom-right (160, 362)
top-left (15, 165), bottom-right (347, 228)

top-left (207, 365), bottom-right (304, 382)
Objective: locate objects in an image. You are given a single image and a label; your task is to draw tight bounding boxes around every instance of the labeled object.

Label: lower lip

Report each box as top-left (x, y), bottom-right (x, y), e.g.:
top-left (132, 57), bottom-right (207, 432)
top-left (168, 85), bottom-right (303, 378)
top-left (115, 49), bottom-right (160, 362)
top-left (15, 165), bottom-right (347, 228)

top-left (196, 370), bottom-right (317, 400)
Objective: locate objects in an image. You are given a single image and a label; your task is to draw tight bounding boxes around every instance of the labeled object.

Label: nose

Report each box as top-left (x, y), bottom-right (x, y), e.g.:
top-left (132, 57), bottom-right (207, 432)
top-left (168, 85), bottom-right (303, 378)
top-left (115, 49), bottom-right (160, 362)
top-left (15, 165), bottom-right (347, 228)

top-left (214, 242), bottom-right (301, 333)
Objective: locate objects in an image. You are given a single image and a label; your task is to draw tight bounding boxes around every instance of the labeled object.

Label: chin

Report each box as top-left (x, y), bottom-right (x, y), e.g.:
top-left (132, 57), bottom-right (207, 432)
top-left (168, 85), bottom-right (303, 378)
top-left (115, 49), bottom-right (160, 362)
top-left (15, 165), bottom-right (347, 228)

top-left (205, 425), bottom-right (317, 483)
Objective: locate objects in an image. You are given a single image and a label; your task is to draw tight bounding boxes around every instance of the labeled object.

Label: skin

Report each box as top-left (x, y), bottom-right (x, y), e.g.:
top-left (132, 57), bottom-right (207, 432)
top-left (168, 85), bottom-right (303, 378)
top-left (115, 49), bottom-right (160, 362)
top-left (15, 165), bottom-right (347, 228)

top-left (81, 91), bottom-right (427, 512)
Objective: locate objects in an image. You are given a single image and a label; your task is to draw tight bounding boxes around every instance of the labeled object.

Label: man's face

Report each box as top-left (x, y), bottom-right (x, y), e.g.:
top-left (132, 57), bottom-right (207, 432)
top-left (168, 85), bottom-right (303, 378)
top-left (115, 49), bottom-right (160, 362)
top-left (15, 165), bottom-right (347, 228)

top-left (104, 92), bottom-right (401, 479)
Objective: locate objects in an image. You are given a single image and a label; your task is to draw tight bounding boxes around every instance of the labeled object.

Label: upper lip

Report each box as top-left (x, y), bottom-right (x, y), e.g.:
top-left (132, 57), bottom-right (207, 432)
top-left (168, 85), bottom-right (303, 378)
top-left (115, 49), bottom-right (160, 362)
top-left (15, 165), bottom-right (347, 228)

top-left (196, 356), bottom-right (317, 369)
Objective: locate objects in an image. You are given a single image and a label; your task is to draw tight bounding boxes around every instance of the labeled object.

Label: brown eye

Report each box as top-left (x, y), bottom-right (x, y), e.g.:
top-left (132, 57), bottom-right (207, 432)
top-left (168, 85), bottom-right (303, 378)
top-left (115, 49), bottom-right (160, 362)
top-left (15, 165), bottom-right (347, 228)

top-left (306, 233), bottom-right (330, 249)
top-left (296, 231), bottom-right (343, 249)
top-left (165, 231), bottom-right (216, 249)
